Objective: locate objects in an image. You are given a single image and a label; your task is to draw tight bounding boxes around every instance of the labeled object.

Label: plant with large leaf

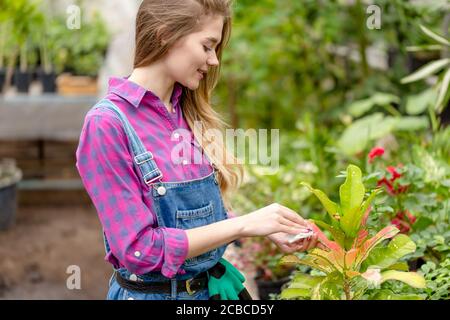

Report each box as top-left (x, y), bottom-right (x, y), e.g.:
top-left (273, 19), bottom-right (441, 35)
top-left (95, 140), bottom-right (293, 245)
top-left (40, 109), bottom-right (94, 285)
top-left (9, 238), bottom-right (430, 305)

top-left (279, 164), bottom-right (425, 300)
top-left (401, 25), bottom-right (450, 131)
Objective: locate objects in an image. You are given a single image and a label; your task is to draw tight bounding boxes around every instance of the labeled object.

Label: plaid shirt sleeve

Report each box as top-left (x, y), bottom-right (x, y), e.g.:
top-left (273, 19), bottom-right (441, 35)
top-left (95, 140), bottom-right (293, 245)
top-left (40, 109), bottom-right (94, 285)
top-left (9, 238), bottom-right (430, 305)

top-left (76, 111), bottom-right (189, 278)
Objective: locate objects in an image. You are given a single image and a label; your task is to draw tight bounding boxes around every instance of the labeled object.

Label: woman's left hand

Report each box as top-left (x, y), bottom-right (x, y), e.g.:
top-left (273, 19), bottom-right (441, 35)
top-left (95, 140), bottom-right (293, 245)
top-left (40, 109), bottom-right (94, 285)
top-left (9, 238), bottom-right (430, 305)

top-left (267, 231), bottom-right (320, 254)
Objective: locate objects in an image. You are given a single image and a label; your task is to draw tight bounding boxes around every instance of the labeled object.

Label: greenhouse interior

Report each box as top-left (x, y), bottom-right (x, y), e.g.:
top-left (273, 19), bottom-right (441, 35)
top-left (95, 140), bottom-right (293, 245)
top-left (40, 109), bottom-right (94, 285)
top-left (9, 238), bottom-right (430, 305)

top-left (0, 0), bottom-right (449, 302)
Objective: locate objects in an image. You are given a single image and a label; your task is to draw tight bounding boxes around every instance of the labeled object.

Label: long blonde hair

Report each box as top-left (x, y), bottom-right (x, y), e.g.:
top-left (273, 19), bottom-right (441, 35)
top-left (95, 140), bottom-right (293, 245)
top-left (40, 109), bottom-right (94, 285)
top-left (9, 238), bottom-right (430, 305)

top-left (134, 0), bottom-right (243, 210)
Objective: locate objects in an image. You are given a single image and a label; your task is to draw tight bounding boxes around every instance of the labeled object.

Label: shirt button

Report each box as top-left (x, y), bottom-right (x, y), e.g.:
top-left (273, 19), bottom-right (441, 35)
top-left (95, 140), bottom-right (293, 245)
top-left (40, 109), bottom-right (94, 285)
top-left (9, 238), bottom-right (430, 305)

top-left (157, 186), bottom-right (166, 195)
top-left (173, 132), bottom-right (180, 139)
top-left (182, 159), bottom-right (189, 165)
top-left (134, 251), bottom-right (141, 258)
top-left (129, 274), bottom-right (138, 281)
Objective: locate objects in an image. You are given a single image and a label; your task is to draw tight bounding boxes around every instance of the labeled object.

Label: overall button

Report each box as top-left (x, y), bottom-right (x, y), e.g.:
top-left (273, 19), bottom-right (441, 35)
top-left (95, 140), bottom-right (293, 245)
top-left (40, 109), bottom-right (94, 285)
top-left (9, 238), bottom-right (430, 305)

top-left (157, 186), bottom-right (166, 196)
top-left (173, 132), bottom-right (180, 139)
top-left (134, 251), bottom-right (141, 258)
top-left (129, 274), bottom-right (138, 281)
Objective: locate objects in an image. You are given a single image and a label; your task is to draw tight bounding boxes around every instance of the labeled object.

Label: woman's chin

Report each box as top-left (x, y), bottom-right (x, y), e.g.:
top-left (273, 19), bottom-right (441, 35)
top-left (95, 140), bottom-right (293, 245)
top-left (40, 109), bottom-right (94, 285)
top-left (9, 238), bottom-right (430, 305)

top-left (185, 80), bottom-right (201, 90)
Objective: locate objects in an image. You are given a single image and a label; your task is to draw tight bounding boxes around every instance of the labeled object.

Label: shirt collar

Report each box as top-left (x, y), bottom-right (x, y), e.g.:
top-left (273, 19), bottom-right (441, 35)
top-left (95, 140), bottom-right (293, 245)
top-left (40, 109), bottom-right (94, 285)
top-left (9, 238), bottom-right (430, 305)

top-left (108, 76), bottom-right (184, 109)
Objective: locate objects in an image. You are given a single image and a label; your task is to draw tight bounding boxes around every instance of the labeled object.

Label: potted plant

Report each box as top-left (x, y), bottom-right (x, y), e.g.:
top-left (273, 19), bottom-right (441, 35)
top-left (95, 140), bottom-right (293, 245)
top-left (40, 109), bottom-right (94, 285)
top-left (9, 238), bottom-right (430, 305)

top-left (36, 4), bottom-right (56, 93)
top-left (0, 158), bottom-right (22, 231)
top-left (0, 0), bottom-right (12, 93)
top-left (279, 164), bottom-right (426, 300)
top-left (55, 11), bottom-right (109, 96)
top-left (8, 0), bottom-right (42, 93)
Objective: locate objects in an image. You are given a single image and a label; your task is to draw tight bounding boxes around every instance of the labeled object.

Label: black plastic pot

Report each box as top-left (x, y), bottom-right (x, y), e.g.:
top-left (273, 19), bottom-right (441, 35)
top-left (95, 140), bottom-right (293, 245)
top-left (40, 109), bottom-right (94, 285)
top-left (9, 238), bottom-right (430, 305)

top-left (408, 258), bottom-right (426, 272)
top-left (0, 68), bottom-right (5, 93)
top-left (387, 47), bottom-right (399, 69)
top-left (39, 70), bottom-right (56, 93)
top-left (255, 277), bottom-right (290, 300)
top-left (0, 183), bottom-right (18, 230)
top-left (14, 69), bottom-right (32, 93)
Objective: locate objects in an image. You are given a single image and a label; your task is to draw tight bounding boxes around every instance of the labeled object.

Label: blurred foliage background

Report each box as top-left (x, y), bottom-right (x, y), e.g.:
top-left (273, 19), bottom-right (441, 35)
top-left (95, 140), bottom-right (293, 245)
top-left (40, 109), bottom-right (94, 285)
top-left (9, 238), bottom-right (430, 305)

top-left (211, 0), bottom-right (450, 299)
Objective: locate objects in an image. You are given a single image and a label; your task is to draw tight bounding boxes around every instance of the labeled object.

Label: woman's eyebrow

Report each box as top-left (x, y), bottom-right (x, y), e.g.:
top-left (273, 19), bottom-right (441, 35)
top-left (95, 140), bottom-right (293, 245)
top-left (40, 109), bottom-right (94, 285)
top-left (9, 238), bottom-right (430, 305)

top-left (206, 36), bottom-right (220, 44)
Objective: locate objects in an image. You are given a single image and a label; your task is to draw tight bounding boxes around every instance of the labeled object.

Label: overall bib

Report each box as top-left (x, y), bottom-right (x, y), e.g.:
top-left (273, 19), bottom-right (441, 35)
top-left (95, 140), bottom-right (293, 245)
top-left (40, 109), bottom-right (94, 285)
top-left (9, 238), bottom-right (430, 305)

top-left (93, 99), bottom-right (228, 300)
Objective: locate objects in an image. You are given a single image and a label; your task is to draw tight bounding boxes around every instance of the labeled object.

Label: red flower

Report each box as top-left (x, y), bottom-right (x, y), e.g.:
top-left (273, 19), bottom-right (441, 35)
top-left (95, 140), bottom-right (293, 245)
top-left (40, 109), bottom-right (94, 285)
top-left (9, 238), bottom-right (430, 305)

top-left (391, 210), bottom-right (416, 234)
top-left (377, 178), bottom-right (394, 194)
top-left (377, 165), bottom-right (408, 195)
top-left (386, 166), bottom-right (401, 180)
top-left (368, 147), bottom-right (385, 163)
top-left (391, 218), bottom-right (411, 233)
top-left (406, 211), bottom-right (417, 224)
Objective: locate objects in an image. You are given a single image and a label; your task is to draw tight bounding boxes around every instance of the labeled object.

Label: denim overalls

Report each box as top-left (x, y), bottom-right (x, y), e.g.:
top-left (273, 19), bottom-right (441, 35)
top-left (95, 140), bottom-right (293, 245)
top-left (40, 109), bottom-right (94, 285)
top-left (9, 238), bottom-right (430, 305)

top-left (93, 99), bottom-right (228, 300)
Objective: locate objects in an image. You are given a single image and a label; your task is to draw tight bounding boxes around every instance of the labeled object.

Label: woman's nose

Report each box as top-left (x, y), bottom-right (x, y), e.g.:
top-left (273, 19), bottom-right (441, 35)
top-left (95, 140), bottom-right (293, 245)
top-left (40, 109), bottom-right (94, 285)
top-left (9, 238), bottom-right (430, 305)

top-left (207, 52), bottom-right (219, 66)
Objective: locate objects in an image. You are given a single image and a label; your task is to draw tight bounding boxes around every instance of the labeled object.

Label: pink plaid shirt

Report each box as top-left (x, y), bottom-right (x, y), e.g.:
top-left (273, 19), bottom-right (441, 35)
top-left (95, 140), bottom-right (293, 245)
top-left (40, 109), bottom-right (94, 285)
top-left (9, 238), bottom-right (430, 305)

top-left (76, 77), bottom-right (231, 278)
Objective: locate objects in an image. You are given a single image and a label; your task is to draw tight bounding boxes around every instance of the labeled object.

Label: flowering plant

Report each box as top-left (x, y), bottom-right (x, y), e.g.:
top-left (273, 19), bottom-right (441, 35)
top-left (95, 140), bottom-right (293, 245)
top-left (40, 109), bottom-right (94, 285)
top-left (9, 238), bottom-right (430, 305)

top-left (367, 147), bottom-right (417, 233)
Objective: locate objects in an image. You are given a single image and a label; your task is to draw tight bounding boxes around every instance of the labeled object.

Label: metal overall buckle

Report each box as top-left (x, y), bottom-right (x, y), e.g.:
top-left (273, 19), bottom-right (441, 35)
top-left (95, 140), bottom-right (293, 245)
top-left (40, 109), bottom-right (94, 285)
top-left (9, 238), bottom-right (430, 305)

top-left (185, 278), bottom-right (197, 295)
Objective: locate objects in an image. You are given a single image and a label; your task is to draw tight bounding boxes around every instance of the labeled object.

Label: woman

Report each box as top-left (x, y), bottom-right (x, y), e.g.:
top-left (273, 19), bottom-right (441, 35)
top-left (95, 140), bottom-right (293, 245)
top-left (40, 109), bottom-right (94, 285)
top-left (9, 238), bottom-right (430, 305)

top-left (76, 0), bottom-right (319, 300)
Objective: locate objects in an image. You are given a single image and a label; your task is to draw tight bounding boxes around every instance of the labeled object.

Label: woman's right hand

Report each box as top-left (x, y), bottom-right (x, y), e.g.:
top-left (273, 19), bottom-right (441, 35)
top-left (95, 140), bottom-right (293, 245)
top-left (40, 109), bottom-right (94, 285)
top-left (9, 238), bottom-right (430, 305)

top-left (237, 203), bottom-right (310, 237)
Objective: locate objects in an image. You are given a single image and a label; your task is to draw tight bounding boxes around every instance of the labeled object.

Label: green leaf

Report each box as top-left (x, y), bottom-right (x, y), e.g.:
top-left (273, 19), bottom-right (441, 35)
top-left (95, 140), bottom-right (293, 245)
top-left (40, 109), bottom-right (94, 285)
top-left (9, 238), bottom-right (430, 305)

top-left (393, 116), bottom-right (429, 131)
top-left (346, 93), bottom-right (399, 117)
top-left (420, 25), bottom-right (450, 47)
top-left (280, 288), bottom-right (311, 299)
top-left (371, 92), bottom-right (400, 106)
top-left (314, 275), bottom-right (342, 300)
top-left (301, 182), bottom-right (339, 221)
top-left (339, 165), bottom-right (365, 237)
top-left (354, 225), bottom-right (400, 268)
top-left (363, 234), bottom-right (416, 270)
top-left (337, 113), bottom-right (398, 155)
top-left (339, 165), bottom-right (365, 215)
top-left (360, 188), bottom-right (383, 222)
top-left (386, 262), bottom-right (410, 272)
top-left (406, 44), bottom-right (443, 52)
top-left (279, 255), bottom-right (301, 266)
top-left (381, 270), bottom-right (426, 288)
top-left (406, 88), bottom-right (436, 115)
top-left (435, 67), bottom-right (450, 112)
top-left (412, 217), bottom-right (434, 231)
top-left (347, 98), bottom-right (374, 117)
top-left (371, 290), bottom-right (424, 300)
top-left (401, 58), bottom-right (450, 84)
top-left (290, 273), bottom-right (325, 289)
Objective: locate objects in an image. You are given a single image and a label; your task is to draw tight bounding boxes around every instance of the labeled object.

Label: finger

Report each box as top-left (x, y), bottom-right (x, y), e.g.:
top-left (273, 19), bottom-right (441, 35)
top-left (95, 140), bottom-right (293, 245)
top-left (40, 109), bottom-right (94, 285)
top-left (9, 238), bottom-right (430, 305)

top-left (278, 206), bottom-right (308, 227)
top-left (278, 240), bottom-right (298, 253)
top-left (225, 286), bottom-right (239, 300)
top-left (279, 217), bottom-right (310, 233)
top-left (297, 239), bottom-right (308, 252)
top-left (229, 268), bottom-right (246, 283)
top-left (280, 245), bottom-right (295, 254)
top-left (280, 224), bottom-right (306, 236)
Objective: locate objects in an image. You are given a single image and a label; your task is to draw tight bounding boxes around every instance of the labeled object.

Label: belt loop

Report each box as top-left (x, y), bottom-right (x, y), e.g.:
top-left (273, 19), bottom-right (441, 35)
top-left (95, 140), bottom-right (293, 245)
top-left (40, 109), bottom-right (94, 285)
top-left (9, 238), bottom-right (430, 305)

top-left (170, 278), bottom-right (177, 299)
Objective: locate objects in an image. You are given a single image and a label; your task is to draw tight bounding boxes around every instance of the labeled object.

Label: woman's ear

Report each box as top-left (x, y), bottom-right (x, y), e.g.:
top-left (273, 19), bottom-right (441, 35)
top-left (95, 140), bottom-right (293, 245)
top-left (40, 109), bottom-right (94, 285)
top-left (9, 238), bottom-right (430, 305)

top-left (156, 26), bottom-right (168, 46)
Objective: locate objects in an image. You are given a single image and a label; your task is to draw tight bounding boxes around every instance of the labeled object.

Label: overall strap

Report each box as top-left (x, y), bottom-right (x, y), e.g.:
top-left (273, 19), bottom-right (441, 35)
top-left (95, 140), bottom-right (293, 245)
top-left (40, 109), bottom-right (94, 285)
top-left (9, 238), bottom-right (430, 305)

top-left (94, 99), bottom-right (163, 186)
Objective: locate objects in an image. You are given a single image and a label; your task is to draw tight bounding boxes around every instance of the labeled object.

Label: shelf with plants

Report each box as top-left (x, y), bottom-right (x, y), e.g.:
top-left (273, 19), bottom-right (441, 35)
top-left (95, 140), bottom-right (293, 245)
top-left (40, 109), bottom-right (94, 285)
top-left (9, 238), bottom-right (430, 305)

top-left (0, 0), bottom-right (110, 96)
